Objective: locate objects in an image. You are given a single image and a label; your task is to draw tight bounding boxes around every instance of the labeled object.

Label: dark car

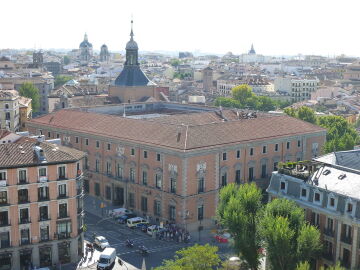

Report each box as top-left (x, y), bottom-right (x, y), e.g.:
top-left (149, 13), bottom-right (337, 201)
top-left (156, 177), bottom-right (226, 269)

top-left (117, 213), bottom-right (137, 224)
top-left (136, 223), bottom-right (149, 232)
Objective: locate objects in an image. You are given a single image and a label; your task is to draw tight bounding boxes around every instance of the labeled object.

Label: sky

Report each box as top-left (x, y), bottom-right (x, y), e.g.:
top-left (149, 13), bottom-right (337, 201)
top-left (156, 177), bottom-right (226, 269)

top-left (1, 0), bottom-right (360, 56)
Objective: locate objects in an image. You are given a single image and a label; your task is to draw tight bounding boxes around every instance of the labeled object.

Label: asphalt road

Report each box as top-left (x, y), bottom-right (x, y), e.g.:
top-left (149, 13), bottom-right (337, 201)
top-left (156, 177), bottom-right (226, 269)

top-left (84, 211), bottom-right (193, 270)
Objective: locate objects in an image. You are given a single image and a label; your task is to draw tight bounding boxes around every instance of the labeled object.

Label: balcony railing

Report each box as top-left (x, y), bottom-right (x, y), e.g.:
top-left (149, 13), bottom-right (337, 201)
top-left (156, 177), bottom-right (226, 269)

top-left (0, 221), bottom-right (10, 227)
top-left (0, 240), bottom-right (10, 249)
top-left (0, 180), bottom-right (6, 187)
top-left (58, 213), bottom-right (69, 219)
top-left (38, 196), bottom-right (50, 202)
top-left (40, 236), bottom-right (50, 242)
top-left (18, 179), bottom-right (28, 185)
top-left (56, 232), bottom-right (71, 239)
top-left (341, 235), bottom-right (352, 245)
top-left (39, 215), bottom-right (50, 222)
top-left (324, 228), bottom-right (335, 237)
top-left (57, 194), bottom-right (68, 199)
top-left (20, 238), bottom-right (31, 246)
top-left (57, 175), bottom-right (68, 181)
top-left (38, 176), bottom-right (48, 183)
top-left (19, 218), bottom-right (31, 224)
top-left (18, 198), bottom-right (30, 204)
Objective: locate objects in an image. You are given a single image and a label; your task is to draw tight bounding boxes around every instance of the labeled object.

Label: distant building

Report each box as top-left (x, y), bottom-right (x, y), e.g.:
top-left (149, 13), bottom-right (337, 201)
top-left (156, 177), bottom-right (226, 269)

top-left (33, 51), bottom-right (44, 68)
top-left (202, 67), bottom-right (213, 93)
top-left (267, 150), bottom-right (360, 269)
top-left (79, 33), bottom-right (93, 62)
top-left (0, 57), bottom-right (15, 70)
top-left (179, 52), bottom-right (193, 58)
top-left (18, 96), bottom-right (32, 131)
top-left (274, 76), bottom-right (320, 102)
top-left (44, 61), bottom-right (62, 76)
top-left (239, 44), bottom-right (265, 63)
top-left (100, 44), bottom-right (110, 62)
top-left (0, 90), bottom-right (20, 131)
top-left (343, 61), bottom-right (360, 86)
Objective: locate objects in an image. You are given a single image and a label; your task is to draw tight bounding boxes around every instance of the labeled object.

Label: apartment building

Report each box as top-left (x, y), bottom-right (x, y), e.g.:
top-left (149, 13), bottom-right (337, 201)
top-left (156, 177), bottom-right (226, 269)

top-left (27, 102), bottom-right (326, 231)
top-left (274, 76), bottom-right (320, 102)
top-left (0, 136), bottom-right (85, 270)
top-left (19, 97), bottom-right (32, 131)
top-left (267, 150), bottom-right (360, 269)
top-left (0, 90), bottom-right (20, 132)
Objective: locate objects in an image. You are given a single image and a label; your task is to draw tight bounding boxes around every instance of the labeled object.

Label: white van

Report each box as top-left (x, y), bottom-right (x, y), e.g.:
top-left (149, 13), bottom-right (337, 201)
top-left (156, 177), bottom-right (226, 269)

top-left (109, 208), bottom-right (132, 218)
top-left (127, 217), bottom-right (148, 228)
top-left (147, 225), bottom-right (160, 236)
top-left (97, 247), bottom-right (116, 270)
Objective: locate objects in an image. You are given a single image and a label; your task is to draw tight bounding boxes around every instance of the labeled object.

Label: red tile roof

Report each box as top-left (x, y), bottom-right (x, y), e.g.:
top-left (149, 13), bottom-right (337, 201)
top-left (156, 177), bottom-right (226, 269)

top-left (28, 109), bottom-right (326, 151)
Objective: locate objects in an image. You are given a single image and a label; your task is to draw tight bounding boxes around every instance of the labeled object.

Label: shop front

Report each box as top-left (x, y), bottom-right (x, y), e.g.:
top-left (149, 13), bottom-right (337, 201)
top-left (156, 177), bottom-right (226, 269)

top-left (0, 252), bottom-right (12, 270)
top-left (39, 246), bottom-right (52, 267)
top-left (19, 248), bottom-right (32, 270)
top-left (58, 242), bottom-right (71, 264)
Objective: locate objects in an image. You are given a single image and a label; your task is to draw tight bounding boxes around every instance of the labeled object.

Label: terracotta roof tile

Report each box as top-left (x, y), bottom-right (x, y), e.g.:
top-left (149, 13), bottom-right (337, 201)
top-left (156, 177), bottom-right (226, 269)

top-left (28, 109), bottom-right (326, 151)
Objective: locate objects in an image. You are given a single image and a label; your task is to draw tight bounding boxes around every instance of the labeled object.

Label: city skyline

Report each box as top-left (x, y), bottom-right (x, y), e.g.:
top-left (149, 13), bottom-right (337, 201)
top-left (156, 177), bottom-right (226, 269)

top-left (1, 0), bottom-right (360, 57)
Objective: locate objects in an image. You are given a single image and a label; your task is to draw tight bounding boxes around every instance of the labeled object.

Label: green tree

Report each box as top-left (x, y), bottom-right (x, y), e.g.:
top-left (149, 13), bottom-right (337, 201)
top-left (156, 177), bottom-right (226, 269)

top-left (215, 97), bottom-right (242, 108)
top-left (19, 82), bottom-right (40, 112)
top-left (232, 84), bottom-right (254, 103)
top-left (257, 96), bottom-right (276, 111)
top-left (154, 244), bottom-right (220, 270)
top-left (217, 183), bottom-right (263, 270)
top-left (297, 106), bottom-right (316, 124)
top-left (170, 58), bottom-right (180, 67)
top-left (284, 107), bottom-right (297, 117)
top-left (63, 55), bottom-right (70, 65)
top-left (54, 75), bottom-right (73, 88)
top-left (296, 261), bottom-right (345, 270)
top-left (260, 198), bottom-right (322, 270)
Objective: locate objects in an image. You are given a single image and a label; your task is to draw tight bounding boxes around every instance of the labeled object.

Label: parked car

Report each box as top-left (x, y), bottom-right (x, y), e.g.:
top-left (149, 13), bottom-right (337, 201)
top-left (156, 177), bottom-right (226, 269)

top-left (147, 225), bottom-right (160, 236)
top-left (127, 217), bottom-right (148, 228)
top-left (117, 213), bottom-right (137, 224)
top-left (94, 236), bottom-right (110, 249)
top-left (137, 223), bottom-right (149, 232)
top-left (97, 247), bottom-right (116, 270)
top-left (109, 208), bottom-right (132, 218)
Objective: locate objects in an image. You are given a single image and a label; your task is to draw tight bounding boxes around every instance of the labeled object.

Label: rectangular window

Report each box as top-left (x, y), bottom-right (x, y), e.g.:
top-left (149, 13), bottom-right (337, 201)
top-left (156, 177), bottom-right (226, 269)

top-left (250, 148), bottom-right (254, 156)
top-left (106, 161), bottom-right (111, 175)
top-left (105, 186), bottom-right (111, 200)
top-left (280, 182), bottom-right (286, 190)
top-left (222, 152), bottom-right (227, 161)
top-left (221, 173), bottom-right (227, 187)
top-left (236, 150), bottom-right (241, 159)
top-left (116, 164), bottom-right (123, 179)
top-left (262, 146), bottom-right (267, 154)
top-left (18, 170), bottom-right (27, 184)
top-left (314, 192), bottom-right (320, 202)
top-left (170, 178), bottom-right (176, 193)
top-left (0, 191), bottom-right (7, 204)
top-left (248, 167), bottom-right (254, 181)
top-left (129, 193), bottom-right (135, 208)
top-left (59, 203), bottom-right (67, 218)
top-left (169, 205), bottom-right (176, 221)
top-left (297, 140), bottom-right (301, 147)
top-left (261, 164), bottom-right (267, 178)
top-left (130, 168), bottom-right (135, 182)
top-left (155, 174), bottom-right (162, 189)
top-left (95, 159), bottom-right (100, 172)
top-left (131, 148), bottom-right (135, 156)
top-left (286, 141), bottom-right (290, 149)
top-left (347, 203), bottom-right (353, 213)
top-left (58, 166), bottom-right (66, 179)
top-left (0, 211), bottom-right (9, 226)
top-left (39, 167), bottom-right (47, 177)
top-left (330, 198), bottom-right (335, 207)
top-left (275, 143), bottom-right (279, 152)
top-left (0, 171), bottom-right (7, 181)
top-left (39, 205), bottom-right (49, 221)
top-left (19, 208), bottom-right (29, 224)
top-left (301, 188), bottom-right (307, 198)
top-left (154, 200), bottom-right (161, 216)
top-left (273, 162), bottom-right (278, 171)
top-left (84, 156), bottom-right (89, 170)
top-left (198, 205), bottom-right (204, 220)
top-left (198, 177), bottom-right (205, 193)
top-left (40, 226), bottom-right (49, 242)
top-left (56, 134), bottom-right (60, 139)
top-left (235, 169), bottom-right (241, 184)
top-left (58, 184), bottom-right (67, 198)
top-left (20, 228), bottom-right (30, 245)
top-left (143, 151), bottom-right (148, 158)
top-left (107, 143), bottom-right (111, 151)
top-left (96, 141), bottom-right (100, 148)
top-left (18, 189), bottom-right (28, 203)
top-left (156, 153), bottom-right (161, 161)
top-left (38, 186), bottom-right (49, 200)
top-left (85, 138), bottom-right (89, 146)
top-left (75, 137), bottom-right (79, 143)
top-left (142, 171), bottom-right (148, 186)
top-left (84, 180), bottom-right (89, 193)
top-left (48, 131), bottom-right (51, 138)
top-left (141, 196), bottom-right (148, 212)
top-left (95, 183), bottom-right (100, 196)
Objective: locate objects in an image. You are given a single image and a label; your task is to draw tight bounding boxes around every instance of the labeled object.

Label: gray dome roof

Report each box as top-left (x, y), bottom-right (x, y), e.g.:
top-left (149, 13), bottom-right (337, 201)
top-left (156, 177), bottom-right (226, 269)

top-left (101, 44), bottom-right (108, 48)
top-left (126, 39), bottom-right (138, 50)
top-left (80, 33), bottom-right (92, 48)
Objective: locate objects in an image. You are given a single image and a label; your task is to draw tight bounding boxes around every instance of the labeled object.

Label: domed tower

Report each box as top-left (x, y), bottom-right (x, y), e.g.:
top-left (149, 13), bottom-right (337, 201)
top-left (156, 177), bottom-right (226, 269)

top-left (100, 44), bottom-right (110, 62)
top-left (79, 33), bottom-right (93, 62)
top-left (110, 20), bottom-right (157, 103)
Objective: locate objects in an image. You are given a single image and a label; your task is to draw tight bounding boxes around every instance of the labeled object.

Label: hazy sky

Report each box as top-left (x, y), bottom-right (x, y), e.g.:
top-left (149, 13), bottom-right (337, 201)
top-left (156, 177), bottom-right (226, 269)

top-left (1, 0), bottom-right (359, 56)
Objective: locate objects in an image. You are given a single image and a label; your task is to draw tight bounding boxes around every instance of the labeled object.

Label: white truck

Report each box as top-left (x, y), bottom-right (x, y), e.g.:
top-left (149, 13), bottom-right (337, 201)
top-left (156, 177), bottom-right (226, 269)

top-left (97, 247), bottom-right (116, 270)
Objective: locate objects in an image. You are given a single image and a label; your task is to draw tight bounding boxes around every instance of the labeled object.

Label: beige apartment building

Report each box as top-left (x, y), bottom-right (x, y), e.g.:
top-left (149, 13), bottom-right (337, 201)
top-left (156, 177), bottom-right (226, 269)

top-left (27, 102), bottom-right (326, 232)
top-left (0, 90), bottom-right (20, 132)
top-left (0, 136), bottom-right (85, 270)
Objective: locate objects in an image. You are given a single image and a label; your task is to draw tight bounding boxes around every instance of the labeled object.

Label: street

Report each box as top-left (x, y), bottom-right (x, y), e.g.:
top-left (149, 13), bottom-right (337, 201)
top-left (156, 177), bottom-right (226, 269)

top-left (82, 211), bottom-right (193, 269)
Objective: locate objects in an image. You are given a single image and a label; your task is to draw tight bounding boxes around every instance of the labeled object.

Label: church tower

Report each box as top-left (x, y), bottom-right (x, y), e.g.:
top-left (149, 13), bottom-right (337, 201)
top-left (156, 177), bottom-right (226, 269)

top-left (110, 20), bottom-right (159, 103)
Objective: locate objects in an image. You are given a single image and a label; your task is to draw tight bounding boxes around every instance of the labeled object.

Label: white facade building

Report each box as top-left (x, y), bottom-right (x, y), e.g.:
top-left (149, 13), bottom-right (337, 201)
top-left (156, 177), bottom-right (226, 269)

top-left (274, 77), bottom-right (320, 102)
